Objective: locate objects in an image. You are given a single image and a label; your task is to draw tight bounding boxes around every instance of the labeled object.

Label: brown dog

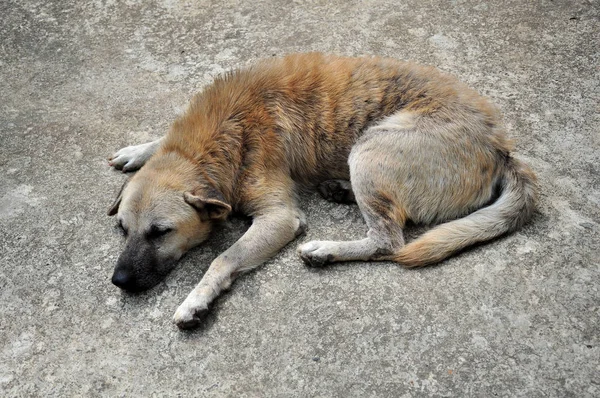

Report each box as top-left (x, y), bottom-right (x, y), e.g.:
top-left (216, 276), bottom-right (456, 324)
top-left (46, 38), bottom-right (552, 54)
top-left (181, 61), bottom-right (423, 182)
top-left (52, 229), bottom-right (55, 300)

top-left (107, 53), bottom-right (537, 329)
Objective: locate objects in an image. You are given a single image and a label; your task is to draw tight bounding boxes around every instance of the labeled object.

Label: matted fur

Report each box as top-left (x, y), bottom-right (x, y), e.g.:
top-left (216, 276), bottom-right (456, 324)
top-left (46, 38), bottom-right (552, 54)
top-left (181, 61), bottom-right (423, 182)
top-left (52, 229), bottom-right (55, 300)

top-left (108, 53), bottom-right (538, 328)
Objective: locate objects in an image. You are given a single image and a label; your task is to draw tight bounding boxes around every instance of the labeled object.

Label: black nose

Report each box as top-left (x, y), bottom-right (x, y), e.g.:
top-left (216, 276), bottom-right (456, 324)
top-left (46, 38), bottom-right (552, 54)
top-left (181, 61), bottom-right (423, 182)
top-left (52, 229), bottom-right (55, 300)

top-left (112, 269), bottom-right (134, 290)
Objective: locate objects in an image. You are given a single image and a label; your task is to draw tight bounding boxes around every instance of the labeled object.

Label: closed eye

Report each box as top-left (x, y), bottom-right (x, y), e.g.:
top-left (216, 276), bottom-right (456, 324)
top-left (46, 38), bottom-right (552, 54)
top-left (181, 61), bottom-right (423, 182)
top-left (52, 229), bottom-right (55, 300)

top-left (147, 225), bottom-right (174, 239)
top-left (116, 220), bottom-right (128, 236)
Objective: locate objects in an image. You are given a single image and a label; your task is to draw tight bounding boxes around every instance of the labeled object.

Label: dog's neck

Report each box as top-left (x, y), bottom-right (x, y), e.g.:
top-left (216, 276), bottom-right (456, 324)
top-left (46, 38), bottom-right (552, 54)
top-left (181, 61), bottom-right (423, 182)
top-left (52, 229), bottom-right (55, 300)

top-left (152, 135), bottom-right (239, 207)
top-left (155, 72), bottom-right (263, 208)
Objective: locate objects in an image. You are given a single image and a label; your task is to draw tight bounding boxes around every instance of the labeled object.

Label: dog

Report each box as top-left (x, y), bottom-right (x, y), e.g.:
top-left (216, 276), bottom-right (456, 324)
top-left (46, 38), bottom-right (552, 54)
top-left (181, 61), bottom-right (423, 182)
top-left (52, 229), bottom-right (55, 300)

top-left (107, 53), bottom-right (537, 329)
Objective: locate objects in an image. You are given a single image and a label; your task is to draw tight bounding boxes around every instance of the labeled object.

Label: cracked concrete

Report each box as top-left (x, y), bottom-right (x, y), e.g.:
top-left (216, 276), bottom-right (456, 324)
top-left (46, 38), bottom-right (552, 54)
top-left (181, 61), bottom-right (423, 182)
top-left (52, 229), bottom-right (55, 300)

top-left (1, 0), bottom-right (598, 396)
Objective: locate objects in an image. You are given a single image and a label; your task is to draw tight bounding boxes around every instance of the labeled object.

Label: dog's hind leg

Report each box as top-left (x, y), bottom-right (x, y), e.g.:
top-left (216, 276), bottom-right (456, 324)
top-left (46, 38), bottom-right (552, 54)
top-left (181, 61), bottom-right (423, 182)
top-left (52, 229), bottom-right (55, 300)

top-left (299, 128), bottom-right (410, 267)
top-left (173, 204), bottom-right (306, 329)
top-left (108, 138), bottom-right (163, 172)
top-left (298, 187), bottom-right (406, 266)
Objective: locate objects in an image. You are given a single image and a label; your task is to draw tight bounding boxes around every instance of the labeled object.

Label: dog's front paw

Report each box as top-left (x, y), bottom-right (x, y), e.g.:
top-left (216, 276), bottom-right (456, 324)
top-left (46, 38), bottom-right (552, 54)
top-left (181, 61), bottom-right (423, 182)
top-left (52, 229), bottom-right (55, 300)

top-left (108, 142), bottom-right (154, 172)
top-left (173, 302), bottom-right (209, 330)
top-left (298, 241), bottom-right (337, 267)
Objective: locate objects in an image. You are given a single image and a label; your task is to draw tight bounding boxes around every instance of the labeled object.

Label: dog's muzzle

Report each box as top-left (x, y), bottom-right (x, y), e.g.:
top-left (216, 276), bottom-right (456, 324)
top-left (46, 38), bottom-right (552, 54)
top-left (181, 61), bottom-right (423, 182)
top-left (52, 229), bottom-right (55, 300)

top-left (111, 237), bottom-right (164, 292)
top-left (111, 269), bottom-right (135, 290)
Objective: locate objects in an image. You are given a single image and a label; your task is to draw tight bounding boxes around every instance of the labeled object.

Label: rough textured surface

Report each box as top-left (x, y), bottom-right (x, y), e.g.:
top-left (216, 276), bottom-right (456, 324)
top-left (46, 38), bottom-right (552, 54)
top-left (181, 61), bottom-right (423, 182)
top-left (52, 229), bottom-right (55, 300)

top-left (1, 0), bottom-right (598, 396)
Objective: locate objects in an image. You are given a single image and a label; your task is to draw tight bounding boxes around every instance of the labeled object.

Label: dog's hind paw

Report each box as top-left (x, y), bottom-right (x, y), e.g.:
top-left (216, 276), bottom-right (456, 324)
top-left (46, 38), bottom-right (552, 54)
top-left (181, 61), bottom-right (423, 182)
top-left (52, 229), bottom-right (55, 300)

top-left (298, 240), bottom-right (337, 267)
top-left (317, 179), bottom-right (355, 204)
top-left (173, 303), bottom-right (209, 329)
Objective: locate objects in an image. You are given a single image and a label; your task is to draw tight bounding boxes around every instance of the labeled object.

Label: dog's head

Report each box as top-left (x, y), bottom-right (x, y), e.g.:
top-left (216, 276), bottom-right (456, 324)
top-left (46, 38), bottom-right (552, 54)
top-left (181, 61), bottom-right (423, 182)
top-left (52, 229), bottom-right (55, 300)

top-left (107, 155), bottom-right (231, 292)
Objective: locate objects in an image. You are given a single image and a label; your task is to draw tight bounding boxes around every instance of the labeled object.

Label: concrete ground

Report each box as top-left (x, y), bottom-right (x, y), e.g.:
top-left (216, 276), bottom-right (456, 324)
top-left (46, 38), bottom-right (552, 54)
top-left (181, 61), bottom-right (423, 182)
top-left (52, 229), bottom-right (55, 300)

top-left (1, 0), bottom-right (598, 396)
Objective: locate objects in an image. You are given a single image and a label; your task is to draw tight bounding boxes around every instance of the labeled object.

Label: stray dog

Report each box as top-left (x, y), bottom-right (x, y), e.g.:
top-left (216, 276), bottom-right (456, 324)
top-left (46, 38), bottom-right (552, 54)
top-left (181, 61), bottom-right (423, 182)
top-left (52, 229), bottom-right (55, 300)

top-left (107, 53), bottom-right (537, 329)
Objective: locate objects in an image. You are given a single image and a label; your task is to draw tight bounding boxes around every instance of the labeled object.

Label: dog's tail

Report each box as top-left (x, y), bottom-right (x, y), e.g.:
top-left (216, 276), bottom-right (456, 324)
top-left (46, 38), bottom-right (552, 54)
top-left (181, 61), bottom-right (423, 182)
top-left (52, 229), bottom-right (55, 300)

top-left (392, 157), bottom-right (538, 267)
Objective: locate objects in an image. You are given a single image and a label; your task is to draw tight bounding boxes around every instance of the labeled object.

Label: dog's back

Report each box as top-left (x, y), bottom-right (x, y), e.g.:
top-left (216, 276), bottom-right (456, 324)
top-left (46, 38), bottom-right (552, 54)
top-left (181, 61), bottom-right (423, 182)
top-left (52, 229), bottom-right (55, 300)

top-left (161, 53), bottom-right (513, 189)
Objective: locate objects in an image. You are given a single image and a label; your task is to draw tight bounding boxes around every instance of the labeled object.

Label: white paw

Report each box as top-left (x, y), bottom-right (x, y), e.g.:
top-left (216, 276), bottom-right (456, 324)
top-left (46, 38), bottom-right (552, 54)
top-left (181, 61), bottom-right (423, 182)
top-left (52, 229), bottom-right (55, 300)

top-left (173, 299), bottom-right (209, 329)
top-left (108, 142), bottom-right (155, 172)
top-left (297, 240), bottom-right (337, 267)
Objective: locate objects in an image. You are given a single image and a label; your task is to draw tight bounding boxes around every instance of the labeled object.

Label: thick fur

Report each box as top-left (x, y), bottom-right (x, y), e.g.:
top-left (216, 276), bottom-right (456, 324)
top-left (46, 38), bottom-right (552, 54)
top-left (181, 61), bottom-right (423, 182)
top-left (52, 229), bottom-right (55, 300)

top-left (107, 53), bottom-right (538, 328)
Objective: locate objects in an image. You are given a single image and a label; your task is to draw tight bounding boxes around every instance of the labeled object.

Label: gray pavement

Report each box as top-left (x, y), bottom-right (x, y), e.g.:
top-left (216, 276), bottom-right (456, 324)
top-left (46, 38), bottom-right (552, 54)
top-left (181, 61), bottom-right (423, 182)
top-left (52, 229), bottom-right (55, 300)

top-left (1, 0), bottom-right (598, 396)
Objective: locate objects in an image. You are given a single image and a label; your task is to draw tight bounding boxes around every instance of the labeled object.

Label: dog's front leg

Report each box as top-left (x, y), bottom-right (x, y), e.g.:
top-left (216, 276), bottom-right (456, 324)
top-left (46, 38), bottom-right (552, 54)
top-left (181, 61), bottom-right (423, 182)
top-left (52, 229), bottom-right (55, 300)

top-left (108, 138), bottom-right (163, 172)
top-left (173, 208), bottom-right (306, 329)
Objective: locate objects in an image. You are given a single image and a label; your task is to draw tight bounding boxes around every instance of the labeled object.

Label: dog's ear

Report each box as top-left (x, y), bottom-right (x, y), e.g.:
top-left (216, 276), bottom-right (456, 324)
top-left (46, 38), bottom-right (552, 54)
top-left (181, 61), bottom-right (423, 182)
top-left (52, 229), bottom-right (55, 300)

top-left (184, 188), bottom-right (232, 221)
top-left (108, 179), bottom-right (128, 216)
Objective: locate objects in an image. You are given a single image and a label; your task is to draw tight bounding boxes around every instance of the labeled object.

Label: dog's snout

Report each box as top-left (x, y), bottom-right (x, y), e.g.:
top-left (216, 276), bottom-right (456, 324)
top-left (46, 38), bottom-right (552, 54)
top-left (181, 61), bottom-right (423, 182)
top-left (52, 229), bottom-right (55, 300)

top-left (112, 269), bottom-right (134, 290)
top-left (111, 238), bottom-right (170, 292)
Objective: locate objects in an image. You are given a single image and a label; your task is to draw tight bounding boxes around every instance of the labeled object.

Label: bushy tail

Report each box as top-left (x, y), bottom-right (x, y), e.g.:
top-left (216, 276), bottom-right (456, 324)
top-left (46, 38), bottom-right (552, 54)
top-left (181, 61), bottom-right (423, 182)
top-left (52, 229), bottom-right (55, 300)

top-left (393, 157), bottom-right (538, 267)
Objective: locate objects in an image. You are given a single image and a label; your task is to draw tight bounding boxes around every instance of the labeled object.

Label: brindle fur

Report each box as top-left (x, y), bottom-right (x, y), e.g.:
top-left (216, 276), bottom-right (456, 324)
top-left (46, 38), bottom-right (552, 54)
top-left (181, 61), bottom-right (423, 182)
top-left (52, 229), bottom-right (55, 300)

top-left (107, 53), bottom-right (537, 329)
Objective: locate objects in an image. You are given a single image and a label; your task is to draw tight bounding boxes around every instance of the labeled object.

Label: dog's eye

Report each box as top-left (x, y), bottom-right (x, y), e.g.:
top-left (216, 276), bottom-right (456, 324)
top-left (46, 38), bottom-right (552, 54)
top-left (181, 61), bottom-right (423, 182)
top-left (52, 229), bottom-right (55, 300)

top-left (147, 225), bottom-right (173, 239)
top-left (116, 220), bottom-right (128, 236)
